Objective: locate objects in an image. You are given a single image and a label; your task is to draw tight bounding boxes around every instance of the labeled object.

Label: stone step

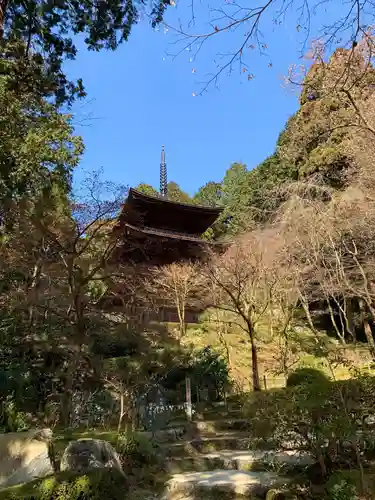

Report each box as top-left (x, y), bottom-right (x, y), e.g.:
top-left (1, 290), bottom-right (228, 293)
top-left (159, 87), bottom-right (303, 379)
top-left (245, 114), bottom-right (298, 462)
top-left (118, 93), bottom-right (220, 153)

top-left (192, 409), bottom-right (244, 421)
top-left (148, 422), bottom-right (249, 444)
top-left (168, 409), bottom-right (244, 425)
top-left (144, 420), bottom-right (250, 444)
top-left (194, 419), bottom-right (249, 433)
top-left (164, 418), bottom-right (249, 434)
top-left (164, 433), bottom-right (257, 457)
top-left (166, 449), bottom-right (313, 474)
top-left (164, 470), bottom-right (288, 499)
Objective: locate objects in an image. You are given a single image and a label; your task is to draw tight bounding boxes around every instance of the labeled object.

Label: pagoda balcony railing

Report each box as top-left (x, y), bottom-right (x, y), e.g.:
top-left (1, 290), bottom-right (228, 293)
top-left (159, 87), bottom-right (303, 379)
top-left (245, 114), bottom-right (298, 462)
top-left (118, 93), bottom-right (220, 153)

top-left (105, 302), bottom-right (201, 324)
top-left (124, 222), bottom-right (206, 242)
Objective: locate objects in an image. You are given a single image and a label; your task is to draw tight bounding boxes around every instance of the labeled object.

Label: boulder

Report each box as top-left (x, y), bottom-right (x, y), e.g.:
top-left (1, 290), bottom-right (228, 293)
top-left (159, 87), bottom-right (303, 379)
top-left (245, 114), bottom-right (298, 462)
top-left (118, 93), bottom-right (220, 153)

top-left (60, 438), bottom-right (124, 475)
top-left (4, 449), bottom-right (54, 487)
top-left (365, 415), bottom-right (375, 426)
top-left (0, 428), bottom-right (53, 488)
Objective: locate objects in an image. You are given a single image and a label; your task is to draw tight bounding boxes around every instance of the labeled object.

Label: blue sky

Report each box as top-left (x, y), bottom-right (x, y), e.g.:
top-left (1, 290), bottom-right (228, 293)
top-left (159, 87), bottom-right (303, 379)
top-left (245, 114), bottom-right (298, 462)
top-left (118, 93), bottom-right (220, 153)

top-left (66, 0), bottom-right (342, 196)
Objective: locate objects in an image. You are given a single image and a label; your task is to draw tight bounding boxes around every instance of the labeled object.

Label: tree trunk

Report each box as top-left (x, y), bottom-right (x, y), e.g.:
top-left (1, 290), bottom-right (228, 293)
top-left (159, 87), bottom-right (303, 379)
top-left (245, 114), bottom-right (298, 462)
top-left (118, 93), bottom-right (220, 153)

top-left (28, 260), bottom-right (42, 326)
top-left (218, 329), bottom-right (232, 368)
top-left (359, 299), bottom-right (375, 359)
top-left (352, 439), bottom-right (366, 494)
top-left (176, 296), bottom-right (186, 340)
top-left (118, 392), bottom-right (125, 432)
top-left (345, 298), bottom-right (356, 342)
top-left (60, 343), bottom-right (82, 428)
top-left (363, 320), bottom-right (375, 359)
top-left (327, 300), bottom-right (346, 345)
top-left (247, 323), bottom-right (261, 391)
top-left (60, 374), bottom-right (73, 428)
top-left (282, 355), bottom-right (289, 384)
top-left (316, 446), bottom-right (327, 477)
top-left (250, 338), bottom-right (261, 391)
top-left (61, 283), bottom-right (90, 429)
top-left (0, 0), bottom-right (8, 40)
top-left (179, 317), bottom-right (185, 339)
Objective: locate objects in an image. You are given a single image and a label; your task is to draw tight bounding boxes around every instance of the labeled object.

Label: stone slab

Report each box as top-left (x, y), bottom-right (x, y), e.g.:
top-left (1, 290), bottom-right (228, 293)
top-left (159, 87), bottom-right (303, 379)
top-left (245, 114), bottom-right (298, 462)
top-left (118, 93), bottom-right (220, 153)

top-left (166, 449), bottom-right (313, 473)
top-left (166, 470), bottom-right (287, 499)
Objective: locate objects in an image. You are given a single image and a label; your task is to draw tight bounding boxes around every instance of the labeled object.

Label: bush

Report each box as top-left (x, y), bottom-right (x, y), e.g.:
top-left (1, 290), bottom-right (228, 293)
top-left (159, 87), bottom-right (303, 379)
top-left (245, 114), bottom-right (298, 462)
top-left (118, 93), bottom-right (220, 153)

top-left (286, 367), bottom-right (330, 388)
top-left (244, 375), bottom-right (375, 478)
top-left (0, 469), bottom-right (127, 500)
top-left (116, 431), bottom-right (159, 469)
top-left (189, 346), bottom-right (230, 400)
top-left (325, 471), bottom-right (360, 500)
top-left (161, 346), bottom-right (231, 403)
top-left (0, 396), bottom-right (29, 432)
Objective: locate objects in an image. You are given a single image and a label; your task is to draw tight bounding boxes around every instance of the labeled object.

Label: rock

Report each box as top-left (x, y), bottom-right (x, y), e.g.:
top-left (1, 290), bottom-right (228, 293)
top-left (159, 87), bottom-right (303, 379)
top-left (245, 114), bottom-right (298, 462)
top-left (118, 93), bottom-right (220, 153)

top-left (365, 415), bottom-right (375, 426)
top-left (4, 450), bottom-right (54, 487)
top-left (60, 439), bottom-right (124, 475)
top-left (151, 427), bottom-right (187, 443)
top-left (0, 428), bottom-right (53, 488)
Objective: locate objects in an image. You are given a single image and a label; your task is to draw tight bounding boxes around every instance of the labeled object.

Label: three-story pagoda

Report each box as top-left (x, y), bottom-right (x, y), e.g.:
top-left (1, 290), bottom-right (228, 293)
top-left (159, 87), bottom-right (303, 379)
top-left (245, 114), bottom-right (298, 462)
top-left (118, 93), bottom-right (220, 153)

top-left (107, 147), bottom-right (223, 324)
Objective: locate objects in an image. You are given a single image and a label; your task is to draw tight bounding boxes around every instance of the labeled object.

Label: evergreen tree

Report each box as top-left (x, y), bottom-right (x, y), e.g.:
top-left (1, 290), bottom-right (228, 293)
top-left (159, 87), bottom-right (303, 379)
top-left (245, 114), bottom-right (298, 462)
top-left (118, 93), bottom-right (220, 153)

top-left (193, 181), bottom-right (222, 207)
top-left (243, 152), bottom-right (297, 223)
top-left (279, 46), bottom-right (375, 189)
top-left (1, 0), bottom-right (171, 105)
top-left (166, 181), bottom-right (192, 204)
top-left (0, 39), bottom-right (83, 224)
top-left (217, 163), bottom-right (250, 235)
top-left (135, 183), bottom-right (160, 197)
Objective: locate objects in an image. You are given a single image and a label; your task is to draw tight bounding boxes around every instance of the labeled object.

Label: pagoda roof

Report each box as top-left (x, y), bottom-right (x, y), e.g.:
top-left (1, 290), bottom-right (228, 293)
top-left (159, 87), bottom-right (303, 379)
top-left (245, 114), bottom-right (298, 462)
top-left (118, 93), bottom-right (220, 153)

top-left (119, 188), bottom-right (223, 236)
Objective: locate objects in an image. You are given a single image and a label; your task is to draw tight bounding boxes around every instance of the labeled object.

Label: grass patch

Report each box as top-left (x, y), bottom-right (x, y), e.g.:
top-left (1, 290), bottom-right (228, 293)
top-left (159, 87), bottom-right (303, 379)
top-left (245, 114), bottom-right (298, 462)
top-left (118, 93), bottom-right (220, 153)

top-left (180, 323), bottom-right (375, 392)
top-left (0, 469), bottom-right (127, 500)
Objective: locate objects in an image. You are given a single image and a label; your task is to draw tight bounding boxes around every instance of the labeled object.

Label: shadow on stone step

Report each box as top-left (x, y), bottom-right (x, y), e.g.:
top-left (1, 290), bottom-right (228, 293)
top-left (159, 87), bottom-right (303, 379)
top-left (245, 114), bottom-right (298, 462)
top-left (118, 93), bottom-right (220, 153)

top-left (164, 470), bottom-right (290, 500)
top-left (166, 450), bottom-right (313, 475)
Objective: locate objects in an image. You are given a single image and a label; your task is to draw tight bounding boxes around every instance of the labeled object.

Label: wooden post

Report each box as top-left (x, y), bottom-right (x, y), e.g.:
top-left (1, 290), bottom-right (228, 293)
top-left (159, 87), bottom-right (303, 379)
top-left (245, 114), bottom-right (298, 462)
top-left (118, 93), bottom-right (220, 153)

top-left (185, 376), bottom-right (192, 421)
top-left (263, 374), bottom-right (267, 391)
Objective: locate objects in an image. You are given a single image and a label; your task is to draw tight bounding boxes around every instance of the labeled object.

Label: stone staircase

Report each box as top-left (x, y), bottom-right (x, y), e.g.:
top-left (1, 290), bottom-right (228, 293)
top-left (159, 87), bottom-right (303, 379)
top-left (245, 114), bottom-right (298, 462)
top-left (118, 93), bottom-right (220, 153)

top-left (156, 403), bottom-right (312, 499)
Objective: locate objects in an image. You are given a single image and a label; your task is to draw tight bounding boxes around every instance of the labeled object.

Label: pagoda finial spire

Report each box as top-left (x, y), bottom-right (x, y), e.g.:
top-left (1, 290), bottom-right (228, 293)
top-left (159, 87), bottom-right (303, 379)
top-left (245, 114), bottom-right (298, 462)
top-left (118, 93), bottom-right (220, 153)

top-left (160, 145), bottom-right (168, 197)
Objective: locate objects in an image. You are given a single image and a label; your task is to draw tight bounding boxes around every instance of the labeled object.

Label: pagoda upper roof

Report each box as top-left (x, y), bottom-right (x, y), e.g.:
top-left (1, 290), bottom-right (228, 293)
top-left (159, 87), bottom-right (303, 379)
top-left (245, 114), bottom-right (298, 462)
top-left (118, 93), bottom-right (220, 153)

top-left (118, 188), bottom-right (223, 236)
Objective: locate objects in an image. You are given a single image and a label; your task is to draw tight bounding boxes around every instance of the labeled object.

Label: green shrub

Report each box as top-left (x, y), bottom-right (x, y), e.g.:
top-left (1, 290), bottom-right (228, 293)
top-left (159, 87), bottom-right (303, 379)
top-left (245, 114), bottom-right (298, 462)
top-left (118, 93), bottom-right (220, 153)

top-left (0, 469), bottom-right (127, 500)
top-left (0, 397), bottom-right (29, 432)
top-left (161, 346), bottom-right (231, 404)
top-left (116, 431), bottom-right (159, 469)
top-left (325, 471), bottom-right (360, 500)
top-left (244, 375), bottom-right (375, 477)
top-left (286, 367), bottom-right (330, 388)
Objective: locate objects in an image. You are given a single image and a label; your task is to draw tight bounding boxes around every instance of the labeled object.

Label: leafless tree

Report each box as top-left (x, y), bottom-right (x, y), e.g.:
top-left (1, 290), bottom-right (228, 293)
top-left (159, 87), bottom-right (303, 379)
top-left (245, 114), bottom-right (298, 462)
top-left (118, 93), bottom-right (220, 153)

top-left (201, 230), bottom-right (282, 391)
top-left (284, 36), bottom-right (375, 131)
top-left (277, 171), bottom-right (375, 358)
top-left (266, 267), bottom-right (300, 381)
top-left (101, 357), bottom-right (140, 432)
top-left (22, 171), bottom-right (133, 426)
top-left (148, 261), bottom-right (201, 340)
top-left (164, 0), bottom-right (375, 94)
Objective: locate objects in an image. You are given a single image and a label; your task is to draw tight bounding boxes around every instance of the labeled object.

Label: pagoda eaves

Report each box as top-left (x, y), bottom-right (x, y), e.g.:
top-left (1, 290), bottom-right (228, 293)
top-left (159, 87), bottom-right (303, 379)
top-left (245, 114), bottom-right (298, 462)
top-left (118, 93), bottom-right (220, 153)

top-left (117, 188), bottom-right (223, 238)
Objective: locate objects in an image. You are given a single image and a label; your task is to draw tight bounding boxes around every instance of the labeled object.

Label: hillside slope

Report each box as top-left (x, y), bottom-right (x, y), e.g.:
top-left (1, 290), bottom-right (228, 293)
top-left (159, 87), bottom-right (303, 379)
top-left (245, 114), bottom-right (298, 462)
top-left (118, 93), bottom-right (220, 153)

top-left (178, 323), bottom-right (373, 392)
